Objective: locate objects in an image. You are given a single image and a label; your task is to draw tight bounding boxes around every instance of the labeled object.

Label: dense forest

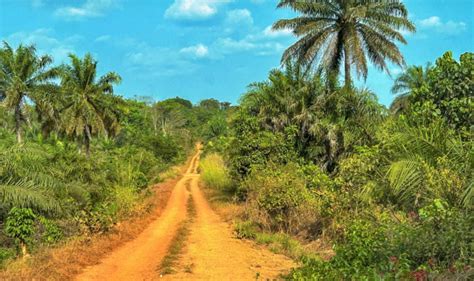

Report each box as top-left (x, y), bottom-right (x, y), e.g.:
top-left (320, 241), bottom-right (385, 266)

top-left (1, 0), bottom-right (473, 280)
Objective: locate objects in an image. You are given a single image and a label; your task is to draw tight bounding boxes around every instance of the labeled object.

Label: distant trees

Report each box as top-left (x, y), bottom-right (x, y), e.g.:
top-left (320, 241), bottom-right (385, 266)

top-left (273, 0), bottom-right (415, 87)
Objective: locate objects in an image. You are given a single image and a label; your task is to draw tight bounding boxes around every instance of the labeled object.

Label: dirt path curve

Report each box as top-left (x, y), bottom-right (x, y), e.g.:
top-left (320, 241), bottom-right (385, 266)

top-left (75, 150), bottom-right (201, 281)
top-left (162, 157), bottom-right (295, 280)
top-left (77, 146), bottom-right (295, 280)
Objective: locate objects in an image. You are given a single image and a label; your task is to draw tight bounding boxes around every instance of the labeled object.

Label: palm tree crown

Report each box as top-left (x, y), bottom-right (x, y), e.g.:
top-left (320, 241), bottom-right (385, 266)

top-left (390, 64), bottom-right (430, 113)
top-left (60, 53), bottom-right (121, 156)
top-left (0, 42), bottom-right (59, 143)
top-left (273, 0), bottom-right (415, 86)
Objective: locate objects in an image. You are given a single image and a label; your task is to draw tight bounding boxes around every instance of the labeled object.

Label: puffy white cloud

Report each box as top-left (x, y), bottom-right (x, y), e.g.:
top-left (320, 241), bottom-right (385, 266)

top-left (225, 9), bottom-right (253, 26)
top-left (55, 0), bottom-right (120, 19)
top-left (165, 0), bottom-right (231, 20)
top-left (6, 28), bottom-right (79, 62)
top-left (180, 44), bottom-right (209, 58)
top-left (418, 16), bottom-right (467, 35)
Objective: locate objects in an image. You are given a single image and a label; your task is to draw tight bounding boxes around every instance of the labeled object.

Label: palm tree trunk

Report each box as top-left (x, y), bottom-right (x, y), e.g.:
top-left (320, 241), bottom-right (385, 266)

top-left (84, 126), bottom-right (92, 157)
top-left (14, 104), bottom-right (23, 144)
top-left (344, 46), bottom-right (351, 88)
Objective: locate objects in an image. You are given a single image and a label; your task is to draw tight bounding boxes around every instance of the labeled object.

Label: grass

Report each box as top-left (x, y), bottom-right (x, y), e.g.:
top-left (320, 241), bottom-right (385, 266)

top-left (234, 220), bottom-right (319, 261)
top-left (199, 153), bottom-right (233, 191)
top-left (158, 194), bottom-right (196, 275)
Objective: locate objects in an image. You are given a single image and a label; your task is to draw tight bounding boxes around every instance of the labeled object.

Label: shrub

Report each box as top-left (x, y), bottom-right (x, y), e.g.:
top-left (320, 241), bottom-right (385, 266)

top-left (0, 247), bottom-right (15, 267)
top-left (289, 200), bottom-right (473, 279)
top-left (199, 153), bottom-right (233, 191)
top-left (38, 217), bottom-right (63, 244)
top-left (4, 208), bottom-right (37, 256)
top-left (243, 163), bottom-right (316, 234)
top-left (234, 220), bottom-right (258, 239)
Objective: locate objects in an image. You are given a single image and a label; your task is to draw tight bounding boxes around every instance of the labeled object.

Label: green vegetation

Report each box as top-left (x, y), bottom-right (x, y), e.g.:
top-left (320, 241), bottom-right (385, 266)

top-left (1, 0), bottom-right (472, 279)
top-left (274, 0), bottom-right (415, 86)
top-left (199, 153), bottom-right (233, 192)
top-left (0, 42), bottom-right (231, 263)
top-left (199, 2), bottom-right (473, 276)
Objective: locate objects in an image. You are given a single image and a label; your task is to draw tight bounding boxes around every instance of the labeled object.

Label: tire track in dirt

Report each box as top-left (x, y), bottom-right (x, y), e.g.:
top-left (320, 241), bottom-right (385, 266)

top-left (162, 164), bottom-right (296, 280)
top-left (76, 146), bottom-right (295, 281)
top-left (75, 150), bottom-right (201, 281)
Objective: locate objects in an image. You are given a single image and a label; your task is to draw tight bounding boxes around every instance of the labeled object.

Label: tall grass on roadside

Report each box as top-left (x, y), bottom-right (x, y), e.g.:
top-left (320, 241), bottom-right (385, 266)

top-left (199, 153), bottom-right (233, 191)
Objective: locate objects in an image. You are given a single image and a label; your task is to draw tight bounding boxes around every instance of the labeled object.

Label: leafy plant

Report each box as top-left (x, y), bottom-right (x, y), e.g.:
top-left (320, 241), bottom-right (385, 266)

top-left (4, 208), bottom-right (37, 256)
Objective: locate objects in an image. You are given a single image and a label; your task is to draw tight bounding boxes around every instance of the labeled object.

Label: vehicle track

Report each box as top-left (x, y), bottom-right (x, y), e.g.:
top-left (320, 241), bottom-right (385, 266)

top-left (76, 147), bottom-right (294, 281)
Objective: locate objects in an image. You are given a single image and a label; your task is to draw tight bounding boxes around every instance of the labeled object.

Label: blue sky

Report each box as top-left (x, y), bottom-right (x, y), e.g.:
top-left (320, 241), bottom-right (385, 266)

top-left (0, 0), bottom-right (472, 106)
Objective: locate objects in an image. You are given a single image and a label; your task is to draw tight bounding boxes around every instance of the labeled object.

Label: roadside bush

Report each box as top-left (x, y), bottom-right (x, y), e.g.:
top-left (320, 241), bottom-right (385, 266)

top-left (200, 153), bottom-right (233, 192)
top-left (289, 199), bottom-right (473, 279)
top-left (0, 247), bottom-right (15, 267)
top-left (243, 163), bottom-right (316, 234)
top-left (4, 208), bottom-right (37, 256)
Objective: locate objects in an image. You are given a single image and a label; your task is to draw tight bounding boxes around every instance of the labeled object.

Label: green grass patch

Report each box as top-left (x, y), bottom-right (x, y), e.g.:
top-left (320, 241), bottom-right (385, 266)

top-left (199, 153), bottom-right (233, 191)
top-left (234, 220), bottom-right (316, 261)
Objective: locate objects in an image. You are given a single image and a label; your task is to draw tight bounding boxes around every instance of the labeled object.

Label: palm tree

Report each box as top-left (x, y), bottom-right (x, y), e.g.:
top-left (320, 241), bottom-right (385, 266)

top-left (273, 0), bottom-right (415, 87)
top-left (60, 53), bottom-right (121, 156)
top-left (0, 42), bottom-right (59, 143)
top-left (390, 64), bottom-right (430, 113)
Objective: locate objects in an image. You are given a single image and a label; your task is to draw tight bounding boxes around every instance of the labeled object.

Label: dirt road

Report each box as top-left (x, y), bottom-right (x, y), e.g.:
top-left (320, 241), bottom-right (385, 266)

top-left (76, 148), bottom-right (295, 281)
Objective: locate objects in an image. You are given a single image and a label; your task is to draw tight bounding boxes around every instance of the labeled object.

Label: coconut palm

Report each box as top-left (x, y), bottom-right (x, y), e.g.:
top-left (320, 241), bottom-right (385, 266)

top-left (0, 42), bottom-right (59, 143)
top-left (390, 64), bottom-right (430, 113)
top-left (273, 0), bottom-right (415, 87)
top-left (60, 53), bottom-right (121, 156)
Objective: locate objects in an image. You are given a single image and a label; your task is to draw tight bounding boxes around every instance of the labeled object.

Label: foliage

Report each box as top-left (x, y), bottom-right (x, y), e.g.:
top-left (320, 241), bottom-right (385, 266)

top-left (290, 200), bottom-right (473, 279)
top-left (199, 153), bottom-right (233, 192)
top-left (406, 52), bottom-right (473, 133)
top-left (0, 42), bottom-right (59, 143)
top-left (243, 163), bottom-right (316, 233)
top-left (60, 53), bottom-right (122, 156)
top-left (0, 41), bottom-right (232, 262)
top-left (274, 0), bottom-right (415, 86)
top-left (4, 208), bottom-right (37, 255)
top-left (221, 50), bottom-right (473, 279)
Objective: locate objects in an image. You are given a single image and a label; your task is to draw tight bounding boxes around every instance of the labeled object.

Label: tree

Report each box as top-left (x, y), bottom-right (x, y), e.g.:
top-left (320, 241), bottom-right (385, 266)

top-left (60, 53), bottom-right (121, 156)
top-left (273, 0), bottom-right (415, 87)
top-left (390, 64), bottom-right (430, 114)
top-left (0, 42), bottom-right (59, 143)
top-left (408, 52), bottom-right (473, 132)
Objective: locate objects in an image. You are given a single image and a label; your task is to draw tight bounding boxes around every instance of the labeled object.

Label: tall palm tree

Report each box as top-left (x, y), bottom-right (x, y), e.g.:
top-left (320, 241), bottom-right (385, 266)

top-left (390, 64), bottom-right (430, 113)
top-left (273, 0), bottom-right (415, 87)
top-left (0, 42), bottom-right (59, 143)
top-left (60, 53), bottom-right (121, 156)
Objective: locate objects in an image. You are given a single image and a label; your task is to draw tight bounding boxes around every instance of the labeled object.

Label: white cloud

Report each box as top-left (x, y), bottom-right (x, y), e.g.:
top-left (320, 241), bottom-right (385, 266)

top-left (418, 16), bottom-right (467, 35)
top-left (214, 36), bottom-right (285, 56)
top-left (263, 25), bottom-right (293, 38)
top-left (165, 0), bottom-right (231, 20)
top-left (95, 35), bottom-right (111, 42)
top-left (225, 9), bottom-right (253, 25)
top-left (55, 0), bottom-right (120, 19)
top-left (419, 16), bottom-right (441, 27)
top-left (124, 40), bottom-right (201, 76)
top-left (180, 44), bottom-right (209, 58)
top-left (6, 28), bottom-right (79, 63)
